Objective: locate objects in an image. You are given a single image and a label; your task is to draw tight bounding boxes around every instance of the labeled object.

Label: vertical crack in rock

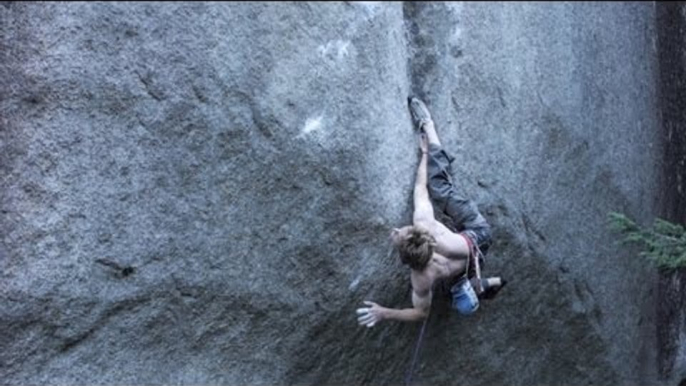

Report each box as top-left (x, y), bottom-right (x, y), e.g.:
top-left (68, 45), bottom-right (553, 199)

top-left (403, 2), bottom-right (440, 101)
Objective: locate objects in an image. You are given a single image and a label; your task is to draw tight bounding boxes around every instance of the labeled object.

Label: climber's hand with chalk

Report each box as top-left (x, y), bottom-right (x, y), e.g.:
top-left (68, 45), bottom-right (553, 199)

top-left (356, 300), bottom-right (385, 328)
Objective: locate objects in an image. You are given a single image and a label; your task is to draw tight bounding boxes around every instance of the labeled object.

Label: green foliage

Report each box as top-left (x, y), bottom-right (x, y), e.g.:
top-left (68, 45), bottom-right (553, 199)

top-left (608, 212), bottom-right (686, 270)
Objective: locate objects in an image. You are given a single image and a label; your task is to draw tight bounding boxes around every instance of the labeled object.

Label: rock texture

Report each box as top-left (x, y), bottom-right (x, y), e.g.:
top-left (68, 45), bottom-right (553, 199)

top-left (656, 2), bottom-right (686, 384)
top-left (0, 2), bottom-right (672, 385)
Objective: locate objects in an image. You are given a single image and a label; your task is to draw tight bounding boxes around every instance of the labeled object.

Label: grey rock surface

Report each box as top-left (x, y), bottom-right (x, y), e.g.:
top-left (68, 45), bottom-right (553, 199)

top-left (0, 2), bottom-right (673, 385)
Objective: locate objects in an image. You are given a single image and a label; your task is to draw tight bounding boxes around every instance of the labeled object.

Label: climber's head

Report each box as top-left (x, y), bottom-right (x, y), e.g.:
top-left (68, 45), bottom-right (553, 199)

top-left (391, 225), bottom-right (436, 271)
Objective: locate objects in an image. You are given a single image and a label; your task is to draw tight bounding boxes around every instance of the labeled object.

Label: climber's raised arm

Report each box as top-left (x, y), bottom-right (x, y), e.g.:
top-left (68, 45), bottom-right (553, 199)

top-left (413, 134), bottom-right (434, 228)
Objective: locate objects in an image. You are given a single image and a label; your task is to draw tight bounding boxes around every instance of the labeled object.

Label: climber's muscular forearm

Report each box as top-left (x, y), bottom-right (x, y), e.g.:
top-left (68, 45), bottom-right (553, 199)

top-left (356, 290), bottom-right (431, 327)
top-left (380, 290), bottom-right (431, 322)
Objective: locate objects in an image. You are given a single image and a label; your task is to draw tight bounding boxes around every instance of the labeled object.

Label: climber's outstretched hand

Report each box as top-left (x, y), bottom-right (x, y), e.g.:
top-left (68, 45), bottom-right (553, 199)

top-left (356, 300), bottom-right (384, 328)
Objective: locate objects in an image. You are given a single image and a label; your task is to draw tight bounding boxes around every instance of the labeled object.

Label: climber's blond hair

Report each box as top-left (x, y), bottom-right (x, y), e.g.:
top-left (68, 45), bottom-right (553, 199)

top-left (397, 226), bottom-right (436, 271)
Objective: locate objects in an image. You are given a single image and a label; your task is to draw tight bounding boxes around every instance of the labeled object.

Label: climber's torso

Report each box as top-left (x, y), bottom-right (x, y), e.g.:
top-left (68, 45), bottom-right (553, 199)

top-left (410, 251), bottom-right (466, 297)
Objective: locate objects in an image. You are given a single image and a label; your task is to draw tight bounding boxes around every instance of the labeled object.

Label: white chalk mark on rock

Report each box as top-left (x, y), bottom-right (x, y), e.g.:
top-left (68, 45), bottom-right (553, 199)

top-left (356, 2), bottom-right (382, 18)
top-left (337, 41), bottom-right (350, 60)
top-left (299, 115), bottom-right (323, 138)
top-left (450, 26), bottom-right (463, 44)
top-left (318, 40), bottom-right (351, 61)
top-left (445, 2), bottom-right (464, 15)
top-left (349, 276), bottom-right (361, 291)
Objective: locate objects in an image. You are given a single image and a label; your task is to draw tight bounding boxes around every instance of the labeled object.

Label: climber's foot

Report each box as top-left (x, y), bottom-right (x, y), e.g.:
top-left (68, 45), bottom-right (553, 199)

top-left (478, 277), bottom-right (507, 300)
top-left (408, 97), bottom-right (433, 131)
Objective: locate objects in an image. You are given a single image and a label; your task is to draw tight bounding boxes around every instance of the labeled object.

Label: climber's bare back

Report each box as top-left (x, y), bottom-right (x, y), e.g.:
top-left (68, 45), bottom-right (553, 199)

top-left (415, 218), bottom-right (470, 261)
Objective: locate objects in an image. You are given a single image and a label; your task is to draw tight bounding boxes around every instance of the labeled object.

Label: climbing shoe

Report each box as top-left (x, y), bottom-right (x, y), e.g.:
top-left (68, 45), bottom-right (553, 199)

top-left (408, 97), bottom-right (433, 130)
top-left (479, 278), bottom-right (508, 300)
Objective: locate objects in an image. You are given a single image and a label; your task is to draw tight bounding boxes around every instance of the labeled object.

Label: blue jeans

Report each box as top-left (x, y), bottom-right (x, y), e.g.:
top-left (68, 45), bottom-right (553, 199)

top-left (426, 144), bottom-right (492, 257)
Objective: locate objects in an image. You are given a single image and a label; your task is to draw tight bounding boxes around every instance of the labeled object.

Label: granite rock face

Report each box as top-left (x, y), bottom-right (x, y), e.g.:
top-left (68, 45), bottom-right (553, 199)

top-left (0, 2), bottom-right (670, 385)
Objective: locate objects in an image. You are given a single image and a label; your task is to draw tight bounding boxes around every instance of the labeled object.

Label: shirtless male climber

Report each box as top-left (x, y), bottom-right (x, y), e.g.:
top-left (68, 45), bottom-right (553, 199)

top-left (356, 97), bottom-right (506, 327)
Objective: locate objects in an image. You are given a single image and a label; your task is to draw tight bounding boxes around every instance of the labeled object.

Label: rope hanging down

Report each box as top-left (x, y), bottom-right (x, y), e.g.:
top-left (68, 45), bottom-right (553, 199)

top-left (405, 254), bottom-right (471, 386)
top-left (404, 313), bottom-right (429, 386)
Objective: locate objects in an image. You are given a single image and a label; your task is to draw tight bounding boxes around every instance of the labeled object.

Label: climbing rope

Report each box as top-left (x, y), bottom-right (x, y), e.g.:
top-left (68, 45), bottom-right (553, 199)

top-left (404, 312), bottom-right (429, 386)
